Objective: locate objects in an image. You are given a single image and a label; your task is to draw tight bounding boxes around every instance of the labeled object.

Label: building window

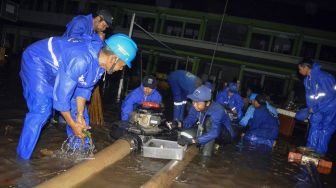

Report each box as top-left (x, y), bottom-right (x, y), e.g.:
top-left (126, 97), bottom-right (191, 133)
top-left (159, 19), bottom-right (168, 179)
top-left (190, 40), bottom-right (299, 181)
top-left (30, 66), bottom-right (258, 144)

top-left (319, 45), bottom-right (336, 63)
top-left (135, 17), bottom-right (155, 32)
top-left (204, 21), bottom-right (220, 42)
top-left (250, 33), bottom-right (271, 51)
top-left (300, 42), bottom-right (317, 59)
top-left (183, 23), bottom-right (200, 39)
top-left (164, 20), bottom-right (183, 37)
top-left (204, 21), bottom-right (247, 46)
top-left (271, 35), bottom-right (293, 54)
top-left (122, 15), bottom-right (155, 33)
top-left (220, 23), bottom-right (247, 46)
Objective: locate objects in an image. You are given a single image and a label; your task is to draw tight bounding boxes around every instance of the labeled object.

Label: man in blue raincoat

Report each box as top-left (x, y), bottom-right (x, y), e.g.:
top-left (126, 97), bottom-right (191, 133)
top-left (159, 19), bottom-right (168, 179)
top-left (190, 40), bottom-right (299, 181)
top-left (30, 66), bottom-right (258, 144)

top-left (243, 94), bottom-right (279, 148)
top-left (121, 75), bottom-right (162, 121)
top-left (297, 59), bottom-right (336, 155)
top-left (63, 9), bottom-right (113, 41)
top-left (239, 93), bottom-right (278, 127)
top-left (216, 82), bottom-right (245, 120)
top-left (171, 85), bottom-right (233, 156)
top-left (53, 10), bottom-right (113, 125)
top-left (17, 34), bottom-right (137, 159)
top-left (167, 70), bottom-right (202, 121)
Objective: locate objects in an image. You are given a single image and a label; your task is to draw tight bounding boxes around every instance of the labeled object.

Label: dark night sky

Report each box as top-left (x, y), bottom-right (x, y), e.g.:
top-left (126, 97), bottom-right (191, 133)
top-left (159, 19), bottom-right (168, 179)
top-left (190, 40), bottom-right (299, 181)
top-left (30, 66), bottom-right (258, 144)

top-left (114, 0), bottom-right (336, 32)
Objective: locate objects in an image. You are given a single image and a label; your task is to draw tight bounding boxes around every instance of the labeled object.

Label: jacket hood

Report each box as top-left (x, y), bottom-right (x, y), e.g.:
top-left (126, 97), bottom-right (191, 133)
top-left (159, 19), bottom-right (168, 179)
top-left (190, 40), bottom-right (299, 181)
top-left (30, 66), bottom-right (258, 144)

top-left (311, 62), bottom-right (321, 75)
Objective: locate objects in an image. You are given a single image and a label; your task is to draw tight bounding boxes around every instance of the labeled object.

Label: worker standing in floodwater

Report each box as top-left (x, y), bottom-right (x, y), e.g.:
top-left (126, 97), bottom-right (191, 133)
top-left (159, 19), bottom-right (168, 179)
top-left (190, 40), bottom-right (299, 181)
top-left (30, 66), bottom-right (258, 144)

top-left (171, 85), bottom-right (234, 156)
top-left (121, 75), bottom-right (162, 121)
top-left (63, 9), bottom-right (113, 42)
top-left (297, 59), bottom-right (336, 155)
top-left (52, 10), bottom-right (112, 125)
top-left (167, 70), bottom-right (202, 121)
top-left (17, 34), bottom-right (137, 160)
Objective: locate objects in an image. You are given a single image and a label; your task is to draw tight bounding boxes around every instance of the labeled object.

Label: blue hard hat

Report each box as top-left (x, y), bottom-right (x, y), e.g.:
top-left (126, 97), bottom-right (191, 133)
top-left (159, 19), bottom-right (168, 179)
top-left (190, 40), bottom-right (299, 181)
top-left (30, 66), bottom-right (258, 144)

top-left (228, 82), bottom-right (238, 93)
top-left (249, 93), bottom-right (258, 102)
top-left (105, 34), bottom-right (138, 68)
top-left (187, 85), bottom-right (211, 102)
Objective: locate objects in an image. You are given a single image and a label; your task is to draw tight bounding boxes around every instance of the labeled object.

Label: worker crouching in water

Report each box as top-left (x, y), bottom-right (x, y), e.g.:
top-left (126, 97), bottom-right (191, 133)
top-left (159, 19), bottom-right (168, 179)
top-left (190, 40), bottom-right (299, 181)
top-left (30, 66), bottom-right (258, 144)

top-left (121, 75), bottom-right (162, 121)
top-left (243, 94), bottom-right (279, 149)
top-left (17, 34), bottom-right (137, 160)
top-left (168, 85), bottom-right (234, 157)
top-left (216, 82), bottom-right (245, 121)
top-left (297, 59), bottom-right (336, 155)
top-left (239, 93), bottom-right (278, 127)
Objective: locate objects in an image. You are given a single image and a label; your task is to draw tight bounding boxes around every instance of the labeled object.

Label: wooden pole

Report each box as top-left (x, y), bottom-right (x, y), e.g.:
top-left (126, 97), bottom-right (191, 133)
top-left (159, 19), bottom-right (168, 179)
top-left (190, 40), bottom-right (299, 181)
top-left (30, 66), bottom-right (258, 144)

top-left (88, 85), bottom-right (104, 126)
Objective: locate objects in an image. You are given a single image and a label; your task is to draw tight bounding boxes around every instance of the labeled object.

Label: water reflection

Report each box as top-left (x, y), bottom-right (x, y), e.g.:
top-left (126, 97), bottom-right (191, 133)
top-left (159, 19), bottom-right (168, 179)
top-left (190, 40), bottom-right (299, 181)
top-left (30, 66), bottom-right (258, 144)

top-left (172, 141), bottom-right (299, 188)
top-left (294, 163), bottom-right (323, 188)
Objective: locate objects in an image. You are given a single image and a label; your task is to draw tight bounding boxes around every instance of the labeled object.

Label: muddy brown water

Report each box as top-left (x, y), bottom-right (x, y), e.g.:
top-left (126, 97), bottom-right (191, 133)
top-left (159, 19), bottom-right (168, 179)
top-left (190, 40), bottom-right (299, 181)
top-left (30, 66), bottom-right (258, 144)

top-left (0, 119), bottom-right (335, 188)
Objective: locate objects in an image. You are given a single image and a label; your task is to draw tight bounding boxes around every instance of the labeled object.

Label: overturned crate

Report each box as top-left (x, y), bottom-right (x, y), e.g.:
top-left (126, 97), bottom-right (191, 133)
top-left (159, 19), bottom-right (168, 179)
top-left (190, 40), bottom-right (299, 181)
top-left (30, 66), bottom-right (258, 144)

top-left (143, 139), bottom-right (187, 160)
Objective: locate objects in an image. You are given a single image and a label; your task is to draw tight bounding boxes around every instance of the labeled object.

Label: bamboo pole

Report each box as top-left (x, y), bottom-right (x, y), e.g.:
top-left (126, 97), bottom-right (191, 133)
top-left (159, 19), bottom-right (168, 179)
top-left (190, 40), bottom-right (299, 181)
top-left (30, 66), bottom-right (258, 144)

top-left (88, 85), bottom-right (104, 126)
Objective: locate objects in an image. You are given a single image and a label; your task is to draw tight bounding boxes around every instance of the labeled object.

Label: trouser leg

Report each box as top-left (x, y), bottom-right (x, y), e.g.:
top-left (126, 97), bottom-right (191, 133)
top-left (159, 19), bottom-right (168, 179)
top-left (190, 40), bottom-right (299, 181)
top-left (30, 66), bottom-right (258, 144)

top-left (17, 91), bottom-right (52, 159)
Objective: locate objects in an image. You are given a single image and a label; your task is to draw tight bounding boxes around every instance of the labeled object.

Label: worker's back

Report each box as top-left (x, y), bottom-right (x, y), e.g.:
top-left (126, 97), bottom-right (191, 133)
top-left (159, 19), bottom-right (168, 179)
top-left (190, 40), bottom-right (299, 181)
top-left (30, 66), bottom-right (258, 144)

top-left (20, 36), bottom-right (104, 96)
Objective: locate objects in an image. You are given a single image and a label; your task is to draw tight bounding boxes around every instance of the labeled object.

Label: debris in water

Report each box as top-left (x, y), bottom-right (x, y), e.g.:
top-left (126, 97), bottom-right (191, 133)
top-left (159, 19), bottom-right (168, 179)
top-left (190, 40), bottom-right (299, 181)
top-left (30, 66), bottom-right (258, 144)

top-left (40, 148), bottom-right (54, 156)
top-left (4, 125), bottom-right (13, 136)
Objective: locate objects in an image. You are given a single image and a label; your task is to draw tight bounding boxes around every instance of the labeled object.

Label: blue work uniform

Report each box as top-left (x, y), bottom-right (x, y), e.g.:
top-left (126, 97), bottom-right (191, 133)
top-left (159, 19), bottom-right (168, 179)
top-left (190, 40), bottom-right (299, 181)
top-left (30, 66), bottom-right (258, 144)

top-left (17, 37), bottom-right (104, 159)
top-left (244, 106), bottom-right (279, 148)
top-left (63, 14), bottom-right (102, 42)
top-left (121, 85), bottom-right (162, 121)
top-left (183, 102), bottom-right (234, 145)
top-left (303, 62), bottom-right (336, 154)
top-left (216, 89), bottom-right (245, 120)
top-left (239, 102), bottom-right (278, 127)
top-left (168, 70), bottom-right (201, 121)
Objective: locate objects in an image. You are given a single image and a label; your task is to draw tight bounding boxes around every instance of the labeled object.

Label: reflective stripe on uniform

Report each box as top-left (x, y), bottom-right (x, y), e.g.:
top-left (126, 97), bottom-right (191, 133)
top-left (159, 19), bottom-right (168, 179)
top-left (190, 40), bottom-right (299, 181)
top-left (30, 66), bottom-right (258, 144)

top-left (181, 132), bottom-right (193, 139)
top-left (174, 101), bottom-right (187, 106)
top-left (48, 37), bottom-right (59, 68)
top-left (310, 92), bottom-right (326, 100)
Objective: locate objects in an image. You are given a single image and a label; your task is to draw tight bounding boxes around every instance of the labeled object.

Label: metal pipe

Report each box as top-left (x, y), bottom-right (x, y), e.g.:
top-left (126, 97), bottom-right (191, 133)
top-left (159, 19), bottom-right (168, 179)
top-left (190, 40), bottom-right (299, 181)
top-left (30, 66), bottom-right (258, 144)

top-left (35, 139), bottom-right (132, 188)
top-left (208, 0), bottom-right (229, 75)
top-left (141, 146), bottom-right (198, 188)
top-left (116, 13), bottom-right (136, 103)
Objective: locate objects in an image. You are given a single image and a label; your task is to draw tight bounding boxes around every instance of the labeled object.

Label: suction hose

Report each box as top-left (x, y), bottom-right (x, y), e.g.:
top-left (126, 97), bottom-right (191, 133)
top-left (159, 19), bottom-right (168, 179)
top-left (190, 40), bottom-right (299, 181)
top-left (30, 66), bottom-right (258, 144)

top-left (141, 145), bottom-right (198, 188)
top-left (36, 138), bottom-right (136, 188)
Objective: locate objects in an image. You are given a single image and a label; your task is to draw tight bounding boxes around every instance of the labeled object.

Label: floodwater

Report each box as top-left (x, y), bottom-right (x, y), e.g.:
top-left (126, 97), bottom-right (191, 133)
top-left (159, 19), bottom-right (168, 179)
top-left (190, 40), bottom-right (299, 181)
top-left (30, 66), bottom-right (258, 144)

top-left (0, 119), bottom-right (112, 187)
top-left (77, 139), bottom-right (336, 188)
top-left (0, 117), bottom-right (335, 187)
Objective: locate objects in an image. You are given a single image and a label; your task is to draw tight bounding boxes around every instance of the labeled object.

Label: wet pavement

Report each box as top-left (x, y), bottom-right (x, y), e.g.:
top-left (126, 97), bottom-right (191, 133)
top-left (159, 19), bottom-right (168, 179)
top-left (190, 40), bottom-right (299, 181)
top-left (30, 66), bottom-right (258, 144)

top-left (0, 101), bottom-right (335, 187)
